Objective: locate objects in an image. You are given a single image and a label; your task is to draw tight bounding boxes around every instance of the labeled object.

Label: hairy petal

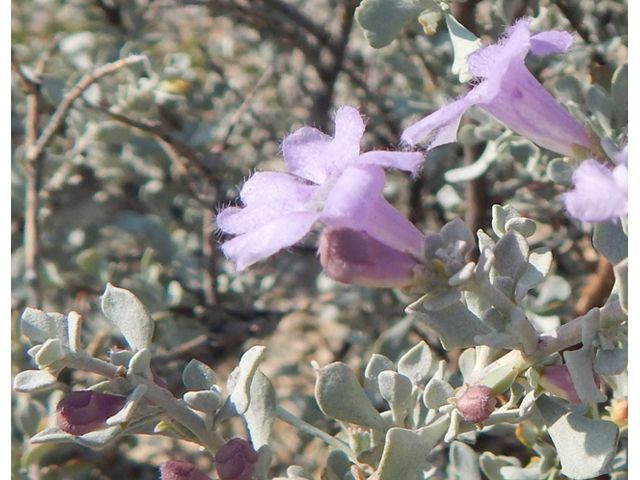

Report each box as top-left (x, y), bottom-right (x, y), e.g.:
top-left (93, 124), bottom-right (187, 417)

top-left (529, 30), bottom-right (574, 54)
top-left (281, 126), bottom-right (333, 183)
top-left (221, 211), bottom-right (320, 271)
top-left (357, 150), bottom-right (425, 175)
top-left (563, 160), bottom-right (628, 222)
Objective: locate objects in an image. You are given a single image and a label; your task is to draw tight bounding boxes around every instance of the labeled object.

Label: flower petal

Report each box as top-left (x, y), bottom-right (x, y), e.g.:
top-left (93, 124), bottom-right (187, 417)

top-left (481, 65), bottom-right (591, 155)
top-left (331, 105), bottom-right (365, 158)
top-left (320, 164), bottom-right (386, 227)
top-left (529, 30), bottom-right (574, 55)
top-left (356, 150), bottom-right (425, 176)
top-left (217, 173), bottom-right (317, 235)
top-left (281, 126), bottom-right (333, 183)
top-left (563, 160), bottom-right (628, 222)
top-left (400, 95), bottom-right (474, 147)
top-left (221, 211), bottom-right (320, 271)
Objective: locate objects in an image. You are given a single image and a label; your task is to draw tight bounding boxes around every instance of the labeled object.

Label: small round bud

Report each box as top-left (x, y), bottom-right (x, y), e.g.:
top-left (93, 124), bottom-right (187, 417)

top-left (456, 385), bottom-right (497, 423)
top-left (214, 438), bottom-right (259, 480)
top-left (160, 461), bottom-right (212, 480)
top-left (56, 391), bottom-right (127, 436)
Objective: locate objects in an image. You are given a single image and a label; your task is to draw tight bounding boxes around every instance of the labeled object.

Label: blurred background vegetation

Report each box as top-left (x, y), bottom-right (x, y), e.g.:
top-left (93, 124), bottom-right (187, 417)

top-left (11, 0), bottom-right (627, 478)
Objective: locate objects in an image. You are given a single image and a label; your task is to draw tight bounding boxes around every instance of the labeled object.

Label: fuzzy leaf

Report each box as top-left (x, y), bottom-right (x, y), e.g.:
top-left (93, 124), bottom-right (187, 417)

top-left (355, 0), bottom-right (441, 48)
top-left (182, 359), bottom-right (218, 391)
top-left (100, 283), bottom-right (154, 351)
top-left (315, 362), bottom-right (388, 431)
top-left (230, 345), bottom-right (267, 415)
top-left (13, 370), bottom-right (58, 393)
top-left (445, 13), bottom-right (482, 82)
top-left (536, 395), bottom-right (619, 479)
top-left (449, 441), bottom-right (481, 480)
top-left (397, 341), bottom-right (433, 386)
top-left (593, 221), bottom-right (628, 265)
top-left (243, 370), bottom-right (277, 449)
top-left (20, 308), bottom-right (68, 346)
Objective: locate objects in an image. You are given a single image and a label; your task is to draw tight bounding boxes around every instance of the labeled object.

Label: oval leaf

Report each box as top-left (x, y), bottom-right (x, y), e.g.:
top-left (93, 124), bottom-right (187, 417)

top-left (100, 283), bottom-right (154, 351)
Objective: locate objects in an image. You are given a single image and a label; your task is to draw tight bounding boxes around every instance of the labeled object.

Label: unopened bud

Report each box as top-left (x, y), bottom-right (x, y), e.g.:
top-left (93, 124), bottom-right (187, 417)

top-left (214, 438), bottom-right (259, 480)
top-left (456, 385), bottom-right (497, 423)
top-left (160, 461), bottom-right (212, 480)
top-left (56, 391), bottom-right (127, 435)
top-left (319, 227), bottom-right (422, 288)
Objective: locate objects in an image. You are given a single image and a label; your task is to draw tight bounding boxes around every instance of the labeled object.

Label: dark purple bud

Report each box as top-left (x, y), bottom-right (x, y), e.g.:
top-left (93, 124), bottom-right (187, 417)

top-left (56, 390), bottom-right (127, 435)
top-left (160, 461), bottom-right (212, 480)
top-left (214, 438), bottom-right (259, 480)
top-left (319, 227), bottom-right (422, 288)
top-left (456, 385), bottom-right (497, 423)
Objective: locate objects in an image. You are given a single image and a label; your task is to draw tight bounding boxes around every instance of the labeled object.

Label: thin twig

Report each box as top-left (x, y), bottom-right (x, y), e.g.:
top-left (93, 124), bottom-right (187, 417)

top-left (27, 55), bottom-right (147, 163)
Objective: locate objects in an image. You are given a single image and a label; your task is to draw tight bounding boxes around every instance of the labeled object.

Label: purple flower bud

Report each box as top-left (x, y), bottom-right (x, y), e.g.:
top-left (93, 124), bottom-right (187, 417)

top-left (56, 390), bottom-right (127, 435)
top-left (319, 227), bottom-right (423, 288)
top-left (538, 364), bottom-right (600, 404)
top-left (214, 438), bottom-right (259, 480)
top-left (456, 385), bottom-right (497, 423)
top-left (159, 461), bottom-right (212, 480)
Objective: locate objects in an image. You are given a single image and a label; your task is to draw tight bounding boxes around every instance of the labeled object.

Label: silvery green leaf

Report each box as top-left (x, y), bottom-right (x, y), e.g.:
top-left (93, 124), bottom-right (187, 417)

top-left (34, 338), bottom-right (67, 367)
top-left (457, 348), bottom-right (476, 383)
top-left (536, 395), bottom-right (619, 479)
top-left (527, 313), bottom-right (561, 334)
top-left (477, 230), bottom-right (496, 251)
top-left (127, 348), bottom-right (152, 377)
top-left (315, 362), bottom-right (388, 431)
top-left (611, 63), bottom-right (628, 128)
top-left (285, 465), bottom-right (314, 480)
top-left (594, 348), bottom-right (627, 376)
top-left (445, 142), bottom-right (497, 182)
top-left (376, 417), bottom-right (449, 480)
top-left (407, 299), bottom-right (489, 350)
top-left (397, 341), bottom-right (433, 386)
top-left (253, 445), bottom-right (273, 480)
top-left (378, 370), bottom-right (413, 412)
top-left (445, 13), bottom-right (482, 83)
top-left (20, 308), bottom-right (68, 346)
top-left (244, 370), bottom-right (276, 449)
top-left (67, 311), bottom-right (82, 353)
top-left (499, 464), bottom-right (542, 480)
top-left (515, 247), bottom-right (553, 300)
top-left (492, 231), bottom-right (529, 282)
top-left (586, 83), bottom-right (612, 133)
top-left (325, 450), bottom-right (351, 479)
top-left (106, 384), bottom-right (148, 425)
top-left (449, 441), bottom-right (481, 480)
top-left (593, 221), bottom-right (628, 265)
top-left (423, 378), bottom-right (454, 410)
top-left (76, 425), bottom-right (123, 448)
top-left (532, 275), bottom-right (572, 310)
top-left (30, 426), bottom-right (77, 444)
top-left (183, 389), bottom-right (223, 413)
top-left (554, 76), bottom-right (584, 105)
top-left (479, 452), bottom-right (522, 480)
top-left (444, 409), bottom-right (461, 443)
top-left (546, 157), bottom-right (575, 186)
top-left (14, 396), bottom-right (45, 438)
top-left (440, 218), bottom-right (476, 254)
top-left (109, 349), bottom-right (134, 366)
top-left (613, 257), bottom-right (628, 312)
top-left (354, 0), bottom-right (440, 49)
top-left (230, 345), bottom-right (266, 414)
top-left (491, 205), bottom-right (521, 237)
top-left (364, 353), bottom-right (395, 397)
top-left (100, 283), bottom-right (154, 351)
top-left (504, 218), bottom-right (536, 238)
top-left (415, 288), bottom-right (461, 311)
top-left (182, 359), bottom-right (217, 391)
top-left (13, 370), bottom-right (58, 392)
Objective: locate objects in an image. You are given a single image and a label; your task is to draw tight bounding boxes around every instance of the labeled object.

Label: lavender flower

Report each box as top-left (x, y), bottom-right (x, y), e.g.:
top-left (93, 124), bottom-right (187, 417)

top-left (217, 106), bottom-right (425, 271)
top-left (319, 226), bottom-right (424, 288)
top-left (56, 390), bottom-right (127, 436)
top-left (401, 18), bottom-right (592, 157)
top-left (160, 461), bottom-right (212, 480)
top-left (563, 145), bottom-right (628, 222)
top-left (214, 438), bottom-right (259, 480)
